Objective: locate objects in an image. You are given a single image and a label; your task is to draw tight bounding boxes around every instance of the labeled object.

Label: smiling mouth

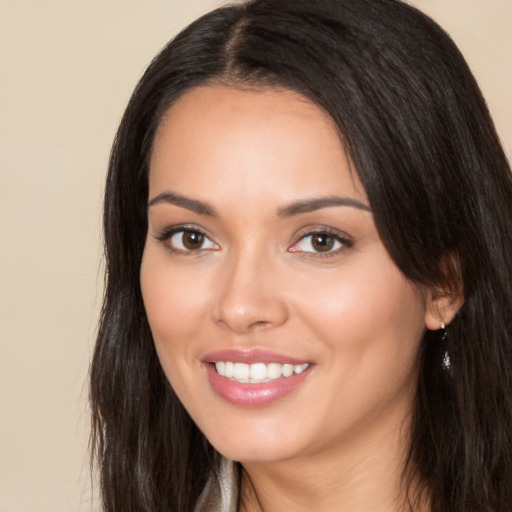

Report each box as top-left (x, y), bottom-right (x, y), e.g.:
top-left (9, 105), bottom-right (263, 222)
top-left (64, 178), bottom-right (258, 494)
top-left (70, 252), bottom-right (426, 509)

top-left (214, 361), bottom-right (310, 384)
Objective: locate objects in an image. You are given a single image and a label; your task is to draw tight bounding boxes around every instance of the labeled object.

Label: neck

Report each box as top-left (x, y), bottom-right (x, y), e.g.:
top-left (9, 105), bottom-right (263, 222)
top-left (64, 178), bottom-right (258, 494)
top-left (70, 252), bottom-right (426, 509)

top-left (237, 412), bottom-right (428, 512)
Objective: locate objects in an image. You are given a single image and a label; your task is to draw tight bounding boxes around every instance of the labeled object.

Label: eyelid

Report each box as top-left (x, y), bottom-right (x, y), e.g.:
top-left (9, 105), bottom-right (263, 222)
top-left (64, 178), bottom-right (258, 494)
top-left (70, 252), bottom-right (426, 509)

top-left (153, 224), bottom-right (219, 252)
top-left (288, 226), bottom-right (353, 255)
top-left (154, 223), bottom-right (207, 240)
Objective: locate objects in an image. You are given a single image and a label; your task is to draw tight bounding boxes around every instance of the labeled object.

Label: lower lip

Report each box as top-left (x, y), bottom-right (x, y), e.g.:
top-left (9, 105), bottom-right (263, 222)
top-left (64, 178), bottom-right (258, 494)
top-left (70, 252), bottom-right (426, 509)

top-left (205, 364), bottom-right (311, 407)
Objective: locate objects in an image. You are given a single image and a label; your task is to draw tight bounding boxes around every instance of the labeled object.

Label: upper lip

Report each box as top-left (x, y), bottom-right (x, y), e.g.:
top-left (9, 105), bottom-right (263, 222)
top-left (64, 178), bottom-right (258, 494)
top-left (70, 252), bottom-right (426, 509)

top-left (203, 348), bottom-right (311, 365)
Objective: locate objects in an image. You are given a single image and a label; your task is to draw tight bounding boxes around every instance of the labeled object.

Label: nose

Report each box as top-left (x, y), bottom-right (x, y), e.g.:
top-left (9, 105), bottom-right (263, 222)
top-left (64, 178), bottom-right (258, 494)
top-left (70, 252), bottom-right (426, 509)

top-left (212, 250), bottom-right (289, 334)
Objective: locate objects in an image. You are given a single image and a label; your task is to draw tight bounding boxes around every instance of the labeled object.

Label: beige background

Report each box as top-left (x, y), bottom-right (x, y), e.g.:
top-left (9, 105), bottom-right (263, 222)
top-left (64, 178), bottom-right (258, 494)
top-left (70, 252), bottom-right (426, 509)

top-left (0, 1), bottom-right (510, 511)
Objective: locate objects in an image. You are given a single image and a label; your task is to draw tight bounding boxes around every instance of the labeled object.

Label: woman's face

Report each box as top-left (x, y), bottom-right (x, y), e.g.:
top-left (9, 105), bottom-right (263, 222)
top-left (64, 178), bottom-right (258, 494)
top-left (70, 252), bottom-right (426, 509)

top-left (141, 86), bottom-right (430, 464)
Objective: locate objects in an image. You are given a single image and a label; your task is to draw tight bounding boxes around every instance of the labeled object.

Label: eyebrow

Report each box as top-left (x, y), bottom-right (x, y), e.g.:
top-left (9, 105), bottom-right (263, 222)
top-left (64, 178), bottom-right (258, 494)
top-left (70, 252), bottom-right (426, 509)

top-left (148, 191), bottom-right (218, 216)
top-left (277, 196), bottom-right (371, 217)
top-left (148, 191), bottom-right (371, 217)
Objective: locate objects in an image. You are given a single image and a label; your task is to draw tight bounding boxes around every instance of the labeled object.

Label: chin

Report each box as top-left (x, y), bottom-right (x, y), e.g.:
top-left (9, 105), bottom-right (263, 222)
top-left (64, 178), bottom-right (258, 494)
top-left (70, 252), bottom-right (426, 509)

top-left (200, 418), bottom-right (310, 464)
top-left (215, 442), bottom-right (297, 464)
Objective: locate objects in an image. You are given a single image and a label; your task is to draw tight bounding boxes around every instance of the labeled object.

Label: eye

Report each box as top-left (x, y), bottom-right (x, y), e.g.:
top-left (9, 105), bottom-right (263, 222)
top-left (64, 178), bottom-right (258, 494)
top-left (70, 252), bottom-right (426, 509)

top-left (160, 229), bottom-right (218, 252)
top-left (289, 230), bottom-right (351, 254)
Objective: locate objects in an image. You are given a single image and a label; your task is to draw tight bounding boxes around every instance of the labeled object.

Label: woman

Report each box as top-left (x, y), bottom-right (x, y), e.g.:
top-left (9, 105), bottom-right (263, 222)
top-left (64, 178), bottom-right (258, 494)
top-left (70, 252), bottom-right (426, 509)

top-left (90, 0), bottom-right (512, 511)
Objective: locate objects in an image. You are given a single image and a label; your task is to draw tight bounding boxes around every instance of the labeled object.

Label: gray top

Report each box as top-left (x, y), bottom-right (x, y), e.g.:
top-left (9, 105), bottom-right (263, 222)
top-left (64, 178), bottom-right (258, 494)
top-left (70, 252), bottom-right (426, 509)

top-left (194, 458), bottom-right (238, 512)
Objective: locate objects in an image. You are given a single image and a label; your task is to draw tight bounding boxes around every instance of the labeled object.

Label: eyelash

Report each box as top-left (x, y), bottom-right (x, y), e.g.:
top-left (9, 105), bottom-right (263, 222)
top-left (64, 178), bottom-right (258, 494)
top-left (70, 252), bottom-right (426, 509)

top-left (154, 225), bottom-right (353, 257)
top-left (155, 226), bottom-right (218, 254)
top-left (289, 228), bottom-right (353, 258)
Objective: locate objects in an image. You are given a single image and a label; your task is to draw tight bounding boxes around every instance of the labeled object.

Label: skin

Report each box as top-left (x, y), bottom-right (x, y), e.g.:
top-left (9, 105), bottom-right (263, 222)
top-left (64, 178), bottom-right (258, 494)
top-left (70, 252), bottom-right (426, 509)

top-left (140, 86), bottom-right (460, 511)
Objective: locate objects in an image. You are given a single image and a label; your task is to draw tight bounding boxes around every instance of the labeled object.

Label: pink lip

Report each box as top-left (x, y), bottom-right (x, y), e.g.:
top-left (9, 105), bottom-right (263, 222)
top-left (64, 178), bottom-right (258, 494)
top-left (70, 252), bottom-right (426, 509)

top-left (203, 348), bottom-right (309, 365)
top-left (203, 349), bottom-right (313, 408)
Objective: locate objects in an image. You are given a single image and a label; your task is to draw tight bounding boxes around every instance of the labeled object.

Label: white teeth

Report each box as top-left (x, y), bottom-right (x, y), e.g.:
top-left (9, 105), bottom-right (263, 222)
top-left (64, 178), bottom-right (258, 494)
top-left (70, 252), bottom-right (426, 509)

top-left (233, 362), bottom-right (249, 381)
top-left (249, 363), bottom-right (267, 380)
top-left (267, 363), bottom-right (282, 379)
top-left (282, 364), bottom-right (294, 377)
top-left (216, 361), bottom-right (225, 375)
top-left (225, 361), bottom-right (234, 378)
top-left (294, 363), bottom-right (308, 374)
top-left (214, 361), bottom-right (310, 383)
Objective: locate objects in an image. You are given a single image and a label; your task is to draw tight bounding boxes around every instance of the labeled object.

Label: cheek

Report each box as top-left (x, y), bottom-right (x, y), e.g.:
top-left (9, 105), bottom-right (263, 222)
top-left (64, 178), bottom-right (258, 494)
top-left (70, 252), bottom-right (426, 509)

top-left (140, 249), bottom-right (215, 408)
top-left (292, 265), bottom-right (425, 434)
top-left (140, 247), bottom-right (209, 368)
top-left (290, 254), bottom-right (427, 387)
top-left (294, 262), bottom-right (424, 337)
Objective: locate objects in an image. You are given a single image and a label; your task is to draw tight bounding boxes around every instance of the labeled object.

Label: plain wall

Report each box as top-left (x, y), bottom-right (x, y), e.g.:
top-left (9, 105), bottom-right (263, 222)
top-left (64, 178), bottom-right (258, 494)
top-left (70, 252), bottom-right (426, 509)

top-left (0, 1), bottom-right (510, 511)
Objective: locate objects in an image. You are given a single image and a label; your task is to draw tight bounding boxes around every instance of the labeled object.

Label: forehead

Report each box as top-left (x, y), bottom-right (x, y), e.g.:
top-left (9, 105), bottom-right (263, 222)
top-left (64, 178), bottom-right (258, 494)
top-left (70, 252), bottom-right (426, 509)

top-left (149, 85), bottom-right (366, 204)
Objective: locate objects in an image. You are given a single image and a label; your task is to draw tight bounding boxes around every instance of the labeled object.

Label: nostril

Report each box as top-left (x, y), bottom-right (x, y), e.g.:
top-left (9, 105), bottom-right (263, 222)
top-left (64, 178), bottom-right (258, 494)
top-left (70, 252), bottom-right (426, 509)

top-left (214, 316), bottom-right (280, 334)
top-left (249, 320), bottom-right (273, 331)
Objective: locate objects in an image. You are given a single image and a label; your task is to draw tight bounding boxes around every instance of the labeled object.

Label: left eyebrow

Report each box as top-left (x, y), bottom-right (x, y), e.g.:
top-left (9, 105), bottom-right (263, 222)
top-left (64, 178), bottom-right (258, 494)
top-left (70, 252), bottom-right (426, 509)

top-left (148, 191), bottom-right (218, 217)
top-left (277, 196), bottom-right (371, 217)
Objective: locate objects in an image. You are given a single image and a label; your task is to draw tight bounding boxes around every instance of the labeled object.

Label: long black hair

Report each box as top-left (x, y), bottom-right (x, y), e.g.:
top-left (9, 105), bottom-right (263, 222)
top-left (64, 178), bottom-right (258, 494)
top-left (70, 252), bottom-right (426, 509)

top-left (90, 1), bottom-right (512, 510)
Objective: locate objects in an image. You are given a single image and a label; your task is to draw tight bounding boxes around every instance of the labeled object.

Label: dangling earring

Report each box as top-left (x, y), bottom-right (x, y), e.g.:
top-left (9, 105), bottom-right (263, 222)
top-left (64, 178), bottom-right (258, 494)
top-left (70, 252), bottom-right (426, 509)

top-left (440, 321), bottom-right (447, 342)
top-left (440, 321), bottom-right (450, 370)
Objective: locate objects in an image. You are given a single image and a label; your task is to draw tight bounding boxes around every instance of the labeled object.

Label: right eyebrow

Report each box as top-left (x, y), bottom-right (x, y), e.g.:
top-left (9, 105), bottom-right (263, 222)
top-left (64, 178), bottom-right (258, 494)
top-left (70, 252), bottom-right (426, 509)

top-left (148, 191), bottom-right (218, 217)
top-left (277, 195), bottom-right (371, 217)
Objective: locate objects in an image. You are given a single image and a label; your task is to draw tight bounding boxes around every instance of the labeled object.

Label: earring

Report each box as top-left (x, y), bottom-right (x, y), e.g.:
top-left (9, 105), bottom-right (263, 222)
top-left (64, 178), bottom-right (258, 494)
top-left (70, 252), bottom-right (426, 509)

top-left (440, 321), bottom-right (450, 370)
top-left (440, 321), bottom-right (447, 342)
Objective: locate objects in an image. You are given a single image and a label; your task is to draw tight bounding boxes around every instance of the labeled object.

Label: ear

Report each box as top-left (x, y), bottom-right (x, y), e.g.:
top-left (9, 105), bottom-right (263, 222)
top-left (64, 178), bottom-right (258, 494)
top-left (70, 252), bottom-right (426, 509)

top-left (424, 288), bottom-right (464, 330)
top-left (424, 253), bottom-right (464, 330)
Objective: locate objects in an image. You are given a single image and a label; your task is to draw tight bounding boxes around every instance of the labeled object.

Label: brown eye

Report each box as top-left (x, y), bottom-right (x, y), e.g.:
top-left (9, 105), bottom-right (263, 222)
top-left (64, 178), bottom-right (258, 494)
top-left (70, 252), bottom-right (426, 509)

top-left (290, 231), bottom-right (347, 254)
top-left (311, 234), bottom-right (335, 252)
top-left (182, 231), bottom-right (204, 250)
top-left (168, 230), bottom-right (218, 252)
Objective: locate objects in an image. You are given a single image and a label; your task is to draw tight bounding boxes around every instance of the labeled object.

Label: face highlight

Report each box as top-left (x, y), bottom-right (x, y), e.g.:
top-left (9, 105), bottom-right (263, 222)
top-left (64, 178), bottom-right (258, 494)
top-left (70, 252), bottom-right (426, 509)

top-left (140, 86), bottom-right (429, 464)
